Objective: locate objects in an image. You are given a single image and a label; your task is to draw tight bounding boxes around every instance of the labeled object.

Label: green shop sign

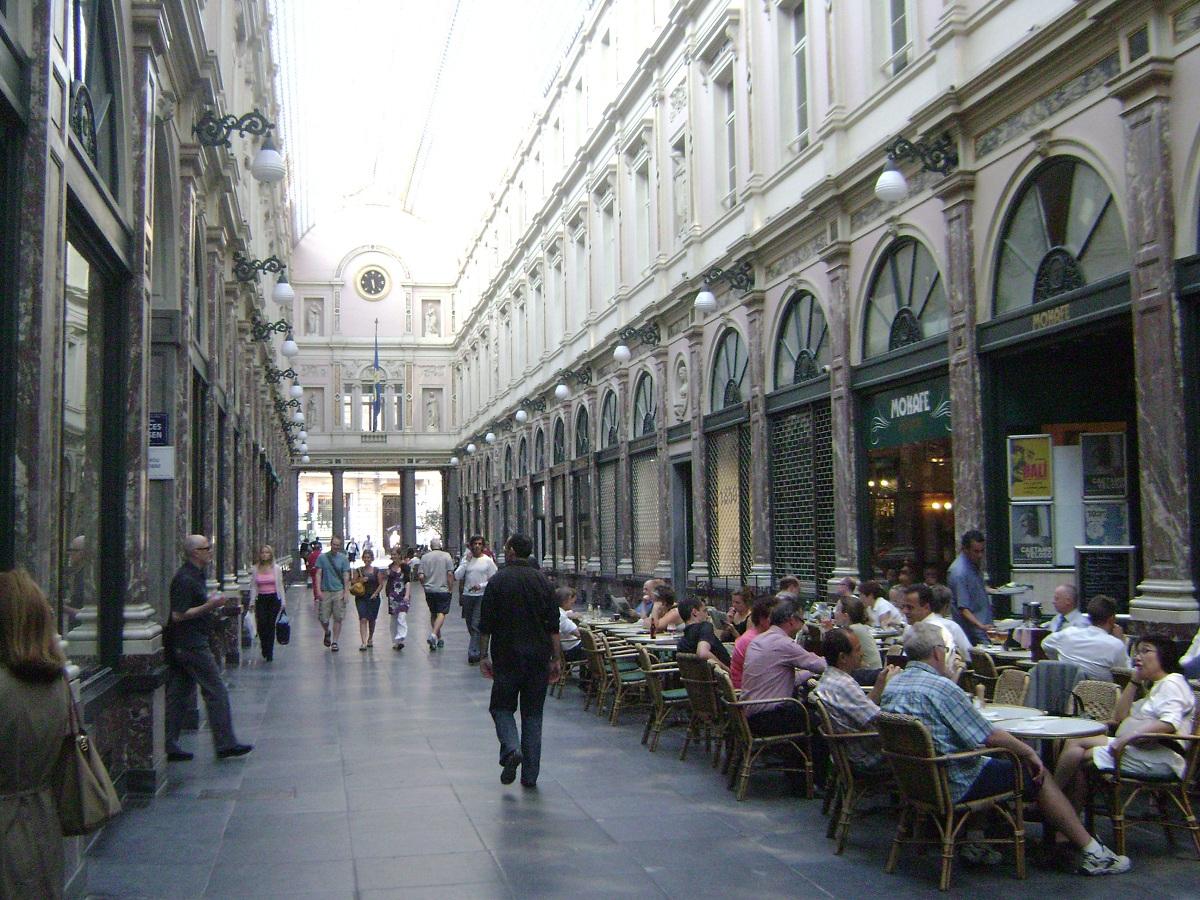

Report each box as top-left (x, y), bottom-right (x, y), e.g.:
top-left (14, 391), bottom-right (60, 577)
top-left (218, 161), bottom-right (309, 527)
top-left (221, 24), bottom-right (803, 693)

top-left (864, 376), bottom-right (952, 449)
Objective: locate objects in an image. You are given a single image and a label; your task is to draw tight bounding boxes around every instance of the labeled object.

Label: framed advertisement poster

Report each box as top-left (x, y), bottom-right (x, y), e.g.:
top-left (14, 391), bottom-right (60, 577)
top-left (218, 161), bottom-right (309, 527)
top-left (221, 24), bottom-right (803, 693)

top-left (1081, 432), bottom-right (1126, 498)
top-left (1010, 503), bottom-right (1054, 567)
top-left (1083, 500), bottom-right (1129, 545)
top-left (1008, 434), bottom-right (1053, 500)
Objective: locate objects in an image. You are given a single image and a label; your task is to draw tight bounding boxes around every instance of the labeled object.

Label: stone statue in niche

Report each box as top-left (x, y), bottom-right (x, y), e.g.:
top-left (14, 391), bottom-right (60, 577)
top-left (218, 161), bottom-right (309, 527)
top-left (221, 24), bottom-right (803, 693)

top-left (674, 357), bottom-right (689, 420)
top-left (671, 148), bottom-right (690, 238)
top-left (423, 299), bottom-right (440, 336)
top-left (305, 299), bottom-right (323, 336)
top-left (424, 391), bottom-right (439, 431)
top-left (305, 391), bottom-right (323, 431)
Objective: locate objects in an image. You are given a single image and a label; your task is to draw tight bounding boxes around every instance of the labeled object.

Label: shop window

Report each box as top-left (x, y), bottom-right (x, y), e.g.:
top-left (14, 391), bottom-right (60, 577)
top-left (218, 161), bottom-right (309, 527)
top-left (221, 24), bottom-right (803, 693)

top-left (574, 470), bottom-right (592, 568)
top-left (575, 406), bottom-right (590, 456)
top-left (518, 437), bottom-right (528, 477)
top-left (598, 461), bottom-right (618, 573)
top-left (773, 290), bottom-right (830, 389)
top-left (552, 418), bottom-right (566, 465)
top-left (633, 372), bottom-right (656, 437)
top-left (630, 452), bottom-right (659, 574)
top-left (600, 389), bottom-right (618, 448)
top-left (710, 328), bottom-right (749, 412)
top-left (770, 401), bottom-right (834, 596)
top-left (994, 157), bottom-right (1128, 314)
top-left (863, 238), bottom-right (948, 359)
top-left (69, 0), bottom-right (121, 191)
top-left (534, 427), bottom-right (545, 471)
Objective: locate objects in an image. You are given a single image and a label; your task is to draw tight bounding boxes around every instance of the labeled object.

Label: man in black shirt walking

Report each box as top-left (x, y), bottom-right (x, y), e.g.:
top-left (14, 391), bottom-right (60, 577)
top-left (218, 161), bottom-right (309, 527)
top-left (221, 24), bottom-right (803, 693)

top-left (479, 534), bottom-right (560, 787)
top-left (164, 535), bottom-right (253, 761)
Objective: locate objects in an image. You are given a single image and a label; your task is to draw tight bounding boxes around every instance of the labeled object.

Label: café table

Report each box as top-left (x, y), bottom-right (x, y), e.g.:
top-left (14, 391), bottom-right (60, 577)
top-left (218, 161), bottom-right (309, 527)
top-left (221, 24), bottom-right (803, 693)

top-left (1003, 715), bottom-right (1107, 742)
top-left (980, 704), bottom-right (1046, 724)
top-left (988, 647), bottom-right (1033, 664)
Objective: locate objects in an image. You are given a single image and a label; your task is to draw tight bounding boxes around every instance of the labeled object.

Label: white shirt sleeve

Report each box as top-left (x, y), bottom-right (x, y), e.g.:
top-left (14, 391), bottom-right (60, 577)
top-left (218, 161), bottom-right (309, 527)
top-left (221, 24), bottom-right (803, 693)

top-left (1143, 674), bottom-right (1195, 733)
top-left (454, 558), bottom-right (467, 581)
top-left (1182, 628), bottom-right (1200, 666)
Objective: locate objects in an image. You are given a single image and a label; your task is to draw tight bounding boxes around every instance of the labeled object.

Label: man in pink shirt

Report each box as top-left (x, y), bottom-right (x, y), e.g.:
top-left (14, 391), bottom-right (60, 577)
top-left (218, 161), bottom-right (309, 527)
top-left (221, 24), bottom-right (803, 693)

top-left (740, 599), bottom-right (827, 738)
top-left (730, 596), bottom-right (777, 689)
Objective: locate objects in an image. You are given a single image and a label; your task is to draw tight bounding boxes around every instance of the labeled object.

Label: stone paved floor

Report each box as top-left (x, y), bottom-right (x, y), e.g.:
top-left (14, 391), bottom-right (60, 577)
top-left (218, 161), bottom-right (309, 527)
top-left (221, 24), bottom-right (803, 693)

top-left (82, 585), bottom-right (1200, 899)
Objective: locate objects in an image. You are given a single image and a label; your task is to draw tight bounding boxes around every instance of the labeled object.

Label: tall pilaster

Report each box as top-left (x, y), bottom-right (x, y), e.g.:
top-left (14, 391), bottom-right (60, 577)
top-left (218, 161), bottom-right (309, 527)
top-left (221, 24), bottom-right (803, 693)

top-left (652, 345), bottom-right (673, 580)
top-left (1110, 60), bottom-right (1198, 624)
top-left (402, 468), bottom-right (418, 547)
top-left (615, 367), bottom-right (634, 576)
top-left (685, 324), bottom-right (710, 582)
top-left (822, 243), bottom-right (859, 591)
top-left (331, 468), bottom-right (345, 539)
top-left (744, 292), bottom-right (772, 586)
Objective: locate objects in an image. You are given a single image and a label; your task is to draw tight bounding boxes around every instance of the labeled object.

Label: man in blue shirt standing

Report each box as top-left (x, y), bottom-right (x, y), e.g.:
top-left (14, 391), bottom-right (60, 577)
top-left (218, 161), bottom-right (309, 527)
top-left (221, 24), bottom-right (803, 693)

top-left (948, 529), bottom-right (992, 647)
top-left (314, 535), bottom-right (351, 652)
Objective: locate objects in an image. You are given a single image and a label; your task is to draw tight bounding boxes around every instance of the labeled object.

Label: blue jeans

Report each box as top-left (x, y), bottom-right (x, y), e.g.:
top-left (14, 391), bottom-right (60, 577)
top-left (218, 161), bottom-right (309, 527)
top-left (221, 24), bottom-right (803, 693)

top-left (461, 592), bottom-right (483, 658)
top-left (489, 654), bottom-right (550, 784)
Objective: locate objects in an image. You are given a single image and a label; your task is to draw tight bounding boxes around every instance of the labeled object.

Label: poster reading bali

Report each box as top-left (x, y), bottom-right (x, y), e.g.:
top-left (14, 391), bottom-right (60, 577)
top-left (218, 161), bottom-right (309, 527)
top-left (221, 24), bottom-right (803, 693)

top-left (1008, 434), bottom-right (1053, 500)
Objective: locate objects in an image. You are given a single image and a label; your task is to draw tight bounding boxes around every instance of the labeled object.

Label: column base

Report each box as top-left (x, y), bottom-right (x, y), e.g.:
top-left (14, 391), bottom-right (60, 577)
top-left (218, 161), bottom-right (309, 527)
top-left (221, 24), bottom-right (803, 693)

top-left (561, 555), bottom-right (577, 573)
top-left (1128, 578), bottom-right (1199, 625)
top-left (585, 555), bottom-right (601, 575)
top-left (617, 558), bottom-right (634, 576)
top-left (748, 563), bottom-right (773, 594)
top-left (687, 561), bottom-right (710, 584)
top-left (653, 559), bottom-right (673, 580)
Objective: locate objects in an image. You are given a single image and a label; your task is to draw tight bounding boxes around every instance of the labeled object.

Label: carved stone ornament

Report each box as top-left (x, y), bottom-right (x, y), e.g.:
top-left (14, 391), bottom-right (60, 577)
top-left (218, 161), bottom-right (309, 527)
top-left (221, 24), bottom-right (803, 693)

top-left (673, 357), bottom-right (690, 420)
top-left (1032, 247), bottom-right (1085, 304)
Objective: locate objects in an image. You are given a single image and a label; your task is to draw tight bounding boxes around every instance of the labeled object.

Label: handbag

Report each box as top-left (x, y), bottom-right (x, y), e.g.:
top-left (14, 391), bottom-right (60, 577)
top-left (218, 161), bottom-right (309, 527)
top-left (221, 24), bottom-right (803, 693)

top-left (275, 608), bottom-right (291, 645)
top-left (349, 579), bottom-right (366, 597)
top-left (52, 676), bottom-right (122, 836)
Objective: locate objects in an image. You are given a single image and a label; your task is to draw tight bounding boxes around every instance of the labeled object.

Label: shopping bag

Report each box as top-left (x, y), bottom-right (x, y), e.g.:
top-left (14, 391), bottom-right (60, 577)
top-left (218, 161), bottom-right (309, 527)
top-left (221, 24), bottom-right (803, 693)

top-left (275, 609), bottom-right (291, 645)
top-left (241, 611), bottom-right (255, 648)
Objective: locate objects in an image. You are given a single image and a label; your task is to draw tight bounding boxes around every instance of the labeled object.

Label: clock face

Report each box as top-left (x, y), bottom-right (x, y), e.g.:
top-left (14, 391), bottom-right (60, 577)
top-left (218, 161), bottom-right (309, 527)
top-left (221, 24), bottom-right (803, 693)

top-left (357, 267), bottom-right (389, 299)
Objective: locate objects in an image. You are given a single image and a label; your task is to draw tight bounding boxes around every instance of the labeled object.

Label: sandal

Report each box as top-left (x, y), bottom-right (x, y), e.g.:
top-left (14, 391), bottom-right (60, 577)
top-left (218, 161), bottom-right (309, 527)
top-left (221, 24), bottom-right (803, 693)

top-left (359, 645), bottom-right (367, 651)
top-left (331, 642), bottom-right (339, 652)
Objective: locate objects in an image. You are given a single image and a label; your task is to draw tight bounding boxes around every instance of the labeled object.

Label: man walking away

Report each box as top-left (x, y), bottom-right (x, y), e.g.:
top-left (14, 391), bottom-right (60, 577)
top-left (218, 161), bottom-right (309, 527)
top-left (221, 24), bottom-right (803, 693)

top-left (417, 538), bottom-right (457, 652)
top-left (164, 535), bottom-right (252, 761)
top-left (479, 534), bottom-right (560, 788)
top-left (454, 535), bottom-right (497, 661)
top-left (314, 536), bottom-right (350, 652)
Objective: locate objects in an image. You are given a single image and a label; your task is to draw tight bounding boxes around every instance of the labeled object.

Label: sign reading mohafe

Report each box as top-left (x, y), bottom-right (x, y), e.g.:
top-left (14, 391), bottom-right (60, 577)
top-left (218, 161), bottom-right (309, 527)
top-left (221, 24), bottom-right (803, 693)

top-left (864, 376), bottom-right (952, 449)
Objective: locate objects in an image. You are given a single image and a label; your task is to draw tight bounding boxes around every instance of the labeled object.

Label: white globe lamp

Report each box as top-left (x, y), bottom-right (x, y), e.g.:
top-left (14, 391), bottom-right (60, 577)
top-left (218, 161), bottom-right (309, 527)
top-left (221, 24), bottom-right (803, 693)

top-left (693, 289), bottom-right (718, 315)
top-left (485, 432), bottom-right (495, 444)
top-left (289, 382), bottom-right (303, 398)
top-left (298, 443), bottom-right (308, 453)
top-left (298, 430), bottom-right (307, 441)
top-left (466, 443), bottom-right (476, 454)
top-left (874, 161), bottom-right (908, 203)
top-left (301, 454), bottom-right (310, 463)
top-left (554, 383), bottom-right (570, 401)
top-left (449, 456), bottom-right (459, 466)
top-left (293, 411), bottom-right (304, 424)
top-left (281, 336), bottom-right (299, 359)
top-left (251, 136), bottom-right (286, 183)
top-left (515, 409), bottom-right (528, 424)
top-left (272, 273), bottom-right (295, 306)
top-left (613, 344), bottom-right (631, 363)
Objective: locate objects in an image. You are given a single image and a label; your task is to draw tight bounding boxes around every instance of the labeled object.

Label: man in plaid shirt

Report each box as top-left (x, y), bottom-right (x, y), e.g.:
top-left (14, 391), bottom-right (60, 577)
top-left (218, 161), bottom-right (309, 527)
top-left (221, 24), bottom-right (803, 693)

top-left (813, 628), bottom-right (900, 770)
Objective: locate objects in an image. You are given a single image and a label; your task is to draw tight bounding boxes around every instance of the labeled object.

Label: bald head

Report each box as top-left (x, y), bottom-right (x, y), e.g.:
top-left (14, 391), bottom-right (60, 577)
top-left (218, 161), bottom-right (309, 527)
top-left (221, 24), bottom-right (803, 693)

top-left (184, 534), bottom-right (213, 566)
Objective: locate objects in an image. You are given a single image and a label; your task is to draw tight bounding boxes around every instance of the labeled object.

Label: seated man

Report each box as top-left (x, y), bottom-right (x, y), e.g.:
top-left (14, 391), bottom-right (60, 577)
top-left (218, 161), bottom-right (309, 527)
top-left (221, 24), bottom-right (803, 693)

top-left (776, 575), bottom-right (802, 602)
top-left (929, 584), bottom-right (974, 657)
top-left (814, 628), bottom-right (899, 770)
top-left (730, 596), bottom-right (777, 689)
top-left (634, 578), bottom-right (665, 619)
top-left (741, 599), bottom-right (827, 732)
top-left (556, 587), bottom-right (584, 663)
top-left (1046, 584), bottom-right (1089, 633)
top-left (881, 623), bottom-right (1131, 876)
top-left (900, 583), bottom-right (964, 680)
top-left (676, 596), bottom-right (731, 671)
top-left (860, 580), bottom-right (904, 628)
top-left (1041, 595), bottom-right (1129, 681)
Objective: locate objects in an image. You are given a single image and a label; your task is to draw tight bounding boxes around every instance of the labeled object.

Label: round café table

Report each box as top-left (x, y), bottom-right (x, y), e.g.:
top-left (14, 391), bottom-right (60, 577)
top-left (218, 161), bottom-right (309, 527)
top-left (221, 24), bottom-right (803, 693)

top-left (1003, 716), bottom-right (1107, 741)
top-left (980, 704), bottom-right (1045, 724)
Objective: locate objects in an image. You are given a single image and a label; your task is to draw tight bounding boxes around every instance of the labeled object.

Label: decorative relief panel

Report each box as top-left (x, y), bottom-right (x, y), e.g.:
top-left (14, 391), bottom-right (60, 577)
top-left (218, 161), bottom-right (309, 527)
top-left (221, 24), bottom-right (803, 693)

top-left (766, 234), bottom-right (826, 282)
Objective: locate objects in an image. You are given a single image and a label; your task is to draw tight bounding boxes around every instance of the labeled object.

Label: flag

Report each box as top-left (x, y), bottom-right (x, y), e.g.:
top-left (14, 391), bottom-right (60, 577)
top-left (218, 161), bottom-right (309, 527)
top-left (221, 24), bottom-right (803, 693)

top-left (372, 319), bottom-right (383, 429)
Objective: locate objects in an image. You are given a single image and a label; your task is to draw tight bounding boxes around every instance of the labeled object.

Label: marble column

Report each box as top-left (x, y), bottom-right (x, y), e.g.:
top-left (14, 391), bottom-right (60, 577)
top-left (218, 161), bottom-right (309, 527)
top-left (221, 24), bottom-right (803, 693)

top-left (402, 468), bottom-right (417, 547)
top-left (647, 347), bottom-right (672, 580)
top-left (331, 468), bottom-right (345, 539)
top-left (685, 324), bottom-right (710, 582)
top-left (937, 173), bottom-right (986, 537)
top-left (744, 292), bottom-right (773, 587)
top-left (616, 368), bottom-right (635, 576)
top-left (1110, 61), bottom-right (1198, 625)
top-left (444, 466), bottom-right (462, 556)
top-left (822, 243), bottom-right (860, 592)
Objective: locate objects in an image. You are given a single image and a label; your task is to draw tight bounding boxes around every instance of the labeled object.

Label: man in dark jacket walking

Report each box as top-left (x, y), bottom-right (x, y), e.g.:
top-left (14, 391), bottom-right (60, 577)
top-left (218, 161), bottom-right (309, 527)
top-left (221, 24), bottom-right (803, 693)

top-left (479, 533), bottom-right (561, 787)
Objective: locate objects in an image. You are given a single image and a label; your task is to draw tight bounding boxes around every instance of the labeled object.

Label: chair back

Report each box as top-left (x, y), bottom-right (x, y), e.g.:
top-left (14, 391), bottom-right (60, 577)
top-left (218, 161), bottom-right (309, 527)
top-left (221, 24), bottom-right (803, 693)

top-left (813, 697), bottom-right (860, 787)
top-left (637, 646), bottom-right (666, 705)
top-left (969, 647), bottom-right (999, 679)
top-left (579, 628), bottom-right (608, 683)
top-left (1027, 660), bottom-right (1085, 715)
top-left (713, 666), bottom-right (752, 745)
top-left (875, 711), bottom-right (954, 817)
top-left (993, 669), bottom-right (1029, 706)
top-left (677, 652), bottom-right (720, 721)
top-left (1071, 679), bottom-right (1121, 723)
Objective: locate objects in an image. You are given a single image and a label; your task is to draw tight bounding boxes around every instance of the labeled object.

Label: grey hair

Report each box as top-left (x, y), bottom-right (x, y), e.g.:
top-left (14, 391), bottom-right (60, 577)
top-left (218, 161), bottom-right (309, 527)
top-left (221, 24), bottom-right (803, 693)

top-left (903, 622), bottom-right (946, 662)
top-left (430, 538), bottom-right (442, 550)
top-left (1056, 583), bottom-right (1078, 603)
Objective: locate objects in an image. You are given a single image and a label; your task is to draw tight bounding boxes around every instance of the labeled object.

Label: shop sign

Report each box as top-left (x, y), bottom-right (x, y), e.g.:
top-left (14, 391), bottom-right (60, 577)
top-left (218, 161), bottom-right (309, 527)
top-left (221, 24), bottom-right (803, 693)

top-left (865, 376), bottom-right (951, 449)
top-left (148, 412), bottom-right (174, 480)
top-left (1007, 434), bottom-right (1053, 499)
top-left (1029, 303), bottom-right (1071, 332)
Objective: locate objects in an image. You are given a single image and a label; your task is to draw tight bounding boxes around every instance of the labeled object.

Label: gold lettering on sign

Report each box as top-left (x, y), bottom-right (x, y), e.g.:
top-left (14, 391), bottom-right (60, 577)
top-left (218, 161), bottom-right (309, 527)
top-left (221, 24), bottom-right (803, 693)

top-left (1030, 304), bottom-right (1071, 331)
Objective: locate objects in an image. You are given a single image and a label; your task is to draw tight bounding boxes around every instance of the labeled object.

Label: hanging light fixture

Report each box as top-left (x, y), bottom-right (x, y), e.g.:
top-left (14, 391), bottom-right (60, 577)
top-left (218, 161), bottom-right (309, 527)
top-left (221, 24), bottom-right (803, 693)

top-left (250, 135), bottom-right (286, 183)
top-left (293, 411), bottom-right (304, 424)
top-left (289, 381), bottom-right (303, 399)
top-left (281, 335), bottom-right (299, 358)
top-left (612, 343), bottom-right (632, 363)
top-left (692, 289), bottom-right (718, 315)
top-left (301, 454), bottom-right (310, 463)
top-left (874, 160), bottom-right (908, 203)
top-left (554, 383), bottom-right (570, 401)
top-left (485, 432), bottom-right (495, 444)
top-left (449, 455), bottom-right (459, 466)
top-left (298, 443), bottom-right (308, 453)
top-left (514, 409), bottom-right (528, 424)
top-left (466, 443), bottom-right (477, 454)
top-left (298, 430), bottom-right (307, 441)
top-left (272, 272), bottom-right (295, 305)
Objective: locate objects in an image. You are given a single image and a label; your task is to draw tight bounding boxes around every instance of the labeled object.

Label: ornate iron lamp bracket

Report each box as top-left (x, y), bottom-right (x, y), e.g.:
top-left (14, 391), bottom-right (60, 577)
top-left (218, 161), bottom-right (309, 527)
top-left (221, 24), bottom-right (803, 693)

top-left (617, 321), bottom-right (661, 348)
top-left (885, 133), bottom-right (959, 175)
top-left (193, 108), bottom-right (275, 147)
top-left (234, 252), bottom-right (287, 283)
top-left (702, 256), bottom-right (756, 297)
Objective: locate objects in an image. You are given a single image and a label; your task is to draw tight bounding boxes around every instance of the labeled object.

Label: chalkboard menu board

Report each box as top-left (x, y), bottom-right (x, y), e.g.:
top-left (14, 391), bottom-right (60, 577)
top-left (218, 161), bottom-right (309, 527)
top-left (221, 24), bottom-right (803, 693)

top-left (1075, 545), bottom-right (1137, 613)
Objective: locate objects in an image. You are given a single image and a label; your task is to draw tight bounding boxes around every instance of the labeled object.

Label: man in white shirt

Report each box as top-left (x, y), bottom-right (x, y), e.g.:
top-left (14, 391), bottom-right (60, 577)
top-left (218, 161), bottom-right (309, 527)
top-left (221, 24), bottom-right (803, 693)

top-left (929, 584), bottom-right (974, 656)
top-left (900, 583), bottom-right (963, 679)
top-left (1046, 584), bottom-right (1089, 633)
top-left (860, 580), bottom-right (904, 628)
top-left (454, 535), bottom-right (498, 664)
top-left (1041, 595), bottom-right (1129, 681)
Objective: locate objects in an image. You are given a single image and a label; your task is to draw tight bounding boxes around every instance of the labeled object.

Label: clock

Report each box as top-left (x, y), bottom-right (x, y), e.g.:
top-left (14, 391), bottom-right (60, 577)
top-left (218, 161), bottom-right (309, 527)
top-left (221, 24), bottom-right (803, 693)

top-left (356, 267), bottom-right (390, 300)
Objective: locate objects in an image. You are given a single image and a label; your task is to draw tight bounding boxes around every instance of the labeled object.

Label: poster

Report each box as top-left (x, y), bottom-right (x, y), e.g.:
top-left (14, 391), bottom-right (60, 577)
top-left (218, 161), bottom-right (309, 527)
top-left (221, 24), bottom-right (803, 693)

top-left (1081, 432), bottom-right (1126, 498)
top-left (1007, 434), bottom-right (1053, 500)
top-left (1083, 500), bottom-right (1129, 545)
top-left (1010, 502), bottom-right (1054, 567)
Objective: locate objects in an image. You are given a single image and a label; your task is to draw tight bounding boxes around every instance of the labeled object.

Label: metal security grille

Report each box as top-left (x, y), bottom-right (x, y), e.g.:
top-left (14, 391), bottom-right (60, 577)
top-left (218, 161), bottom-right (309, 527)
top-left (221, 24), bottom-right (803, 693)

top-left (551, 475), bottom-right (566, 566)
top-left (630, 451), bottom-right (659, 574)
top-left (598, 461), bottom-right (617, 574)
top-left (769, 400), bottom-right (834, 596)
top-left (706, 425), bottom-right (751, 579)
top-left (573, 471), bottom-right (592, 569)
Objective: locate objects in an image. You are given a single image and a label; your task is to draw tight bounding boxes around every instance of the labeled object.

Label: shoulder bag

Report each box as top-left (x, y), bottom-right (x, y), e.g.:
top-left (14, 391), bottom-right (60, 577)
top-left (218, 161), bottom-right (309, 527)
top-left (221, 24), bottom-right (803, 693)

top-left (52, 675), bottom-right (122, 836)
top-left (275, 608), bottom-right (292, 645)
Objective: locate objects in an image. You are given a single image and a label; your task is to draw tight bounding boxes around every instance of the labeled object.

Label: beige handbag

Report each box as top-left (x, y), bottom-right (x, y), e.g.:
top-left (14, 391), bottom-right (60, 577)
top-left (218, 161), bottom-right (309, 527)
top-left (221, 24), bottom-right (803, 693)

top-left (52, 676), bottom-right (122, 836)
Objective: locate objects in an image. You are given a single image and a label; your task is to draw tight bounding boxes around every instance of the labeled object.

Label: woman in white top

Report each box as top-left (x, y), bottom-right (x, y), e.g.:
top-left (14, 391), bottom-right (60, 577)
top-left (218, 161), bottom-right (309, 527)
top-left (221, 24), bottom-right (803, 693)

top-left (1054, 634), bottom-right (1196, 807)
top-left (556, 587), bottom-right (583, 662)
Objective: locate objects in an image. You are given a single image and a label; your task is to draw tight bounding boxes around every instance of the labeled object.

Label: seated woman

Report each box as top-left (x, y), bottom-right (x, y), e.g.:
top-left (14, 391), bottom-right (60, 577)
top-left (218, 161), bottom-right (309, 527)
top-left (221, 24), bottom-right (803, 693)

top-left (641, 584), bottom-right (683, 632)
top-left (834, 594), bottom-right (883, 681)
top-left (556, 587), bottom-right (584, 663)
top-left (1054, 633), bottom-right (1196, 808)
top-left (718, 587), bottom-right (752, 642)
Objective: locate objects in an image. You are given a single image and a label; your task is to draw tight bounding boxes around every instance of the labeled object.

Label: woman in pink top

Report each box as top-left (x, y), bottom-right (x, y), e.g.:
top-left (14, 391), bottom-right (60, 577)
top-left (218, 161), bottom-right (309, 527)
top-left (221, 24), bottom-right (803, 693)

top-left (730, 597), bottom-right (776, 689)
top-left (252, 545), bottom-right (286, 661)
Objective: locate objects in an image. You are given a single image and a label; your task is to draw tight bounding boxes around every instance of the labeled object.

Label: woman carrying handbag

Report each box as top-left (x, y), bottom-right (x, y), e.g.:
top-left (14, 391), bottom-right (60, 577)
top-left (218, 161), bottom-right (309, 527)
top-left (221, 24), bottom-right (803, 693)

top-left (251, 545), bottom-right (287, 662)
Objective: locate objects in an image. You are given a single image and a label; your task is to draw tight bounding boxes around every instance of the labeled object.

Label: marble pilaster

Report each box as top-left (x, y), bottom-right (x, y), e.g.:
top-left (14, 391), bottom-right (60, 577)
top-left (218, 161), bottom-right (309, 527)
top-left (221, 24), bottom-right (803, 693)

top-left (651, 347), bottom-right (673, 580)
top-left (332, 468), bottom-right (345, 539)
top-left (685, 325), bottom-right (710, 583)
top-left (402, 468), bottom-right (417, 547)
top-left (615, 368), bottom-right (634, 576)
top-left (1110, 61), bottom-right (1198, 623)
top-left (743, 293), bottom-right (773, 586)
top-left (822, 243), bottom-right (860, 592)
top-left (937, 173), bottom-right (986, 538)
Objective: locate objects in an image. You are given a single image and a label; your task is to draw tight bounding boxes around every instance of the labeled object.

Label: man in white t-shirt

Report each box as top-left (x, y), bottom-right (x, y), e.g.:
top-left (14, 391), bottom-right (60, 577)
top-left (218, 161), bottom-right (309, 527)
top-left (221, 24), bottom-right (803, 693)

top-left (900, 583), bottom-right (963, 680)
top-left (454, 534), bottom-right (498, 664)
top-left (1041, 595), bottom-right (1129, 681)
top-left (415, 538), bottom-right (456, 653)
top-left (929, 584), bottom-right (974, 656)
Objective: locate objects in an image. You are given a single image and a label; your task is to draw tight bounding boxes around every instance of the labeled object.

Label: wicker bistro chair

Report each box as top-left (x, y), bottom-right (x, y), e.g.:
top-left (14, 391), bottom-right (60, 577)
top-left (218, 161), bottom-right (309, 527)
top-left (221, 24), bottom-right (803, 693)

top-left (993, 669), bottom-right (1031, 707)
top-left (602, 634), bottom-right (650, 726)
top-left (578, 628), bottom-right (610, 714)
top-left (636, 646), bottom-right (689, 752)
top-left (676, 653), bottom-right (729, 766)
top-left (553, 636), bottom-right (590, 700)
top-left (1070, 680), bottom-right (1122, 732)
top-left (1085, 697), bottom-right (1200, 858)
top-left (968, 648), bottom-right (1018, 700)
top-left (713, 668), bottom-right (814, 801)
top-left (875, 712), bottom-right (1027, 892)
top-left (812, 698), bottom-right (894, 854)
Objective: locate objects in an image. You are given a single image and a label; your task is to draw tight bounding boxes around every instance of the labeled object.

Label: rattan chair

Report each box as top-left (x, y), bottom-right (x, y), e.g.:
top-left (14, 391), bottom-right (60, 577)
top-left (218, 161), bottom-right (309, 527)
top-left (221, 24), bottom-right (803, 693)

top-left (813, 697), bottom-right (893, 854)
top-left (636, 646), bottom-right (689, 752)
top-left (676, 652), bottom-right (730, 766)
top-left (968, 648), bottom-right (1017, 700)
top-left (579, 628), bottom-right (610, 714)
top-left (875, 711), bottom-right (1027, 891)
top-left (553, 634), bottom-right (590, 699)
top-left (601, 634), bottom-right (648, 726)
top-left (1085, 694), bottom-right (1200, 858)
top-left (992, 669), bottom-right (1030, 707)
top-left (1070, 680), bottom-right (1121, 731)
top-left (714, 667), bottom-right (813, 801)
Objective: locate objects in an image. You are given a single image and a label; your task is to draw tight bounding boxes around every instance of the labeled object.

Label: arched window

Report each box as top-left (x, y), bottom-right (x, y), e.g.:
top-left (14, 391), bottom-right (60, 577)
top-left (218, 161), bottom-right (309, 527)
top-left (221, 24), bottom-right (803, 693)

top-left (599, 390), bottom-right (618, 449)
top-left (518, 437), bottom-right (529, 477)
top-left (552, 418), bottom-right (566, 465)
top-left (503, 446), bottom-right (513, 481)
top-left (863, 238), bottom-right (948, 358)
top-left (710, 329), bottom-right (749, 412)
top-left (774, 291), bottom-right (830, 388)
top-left (632, 373), bottom-right (656, 437)
top-left (70, 0), bottom-right (121, 191)
top-left (534, 428), bottom-right (545, 471)
top-left (994, 157), bottom-right (1128, 313)
top-left (575, 406), bottom-right (590, 456)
